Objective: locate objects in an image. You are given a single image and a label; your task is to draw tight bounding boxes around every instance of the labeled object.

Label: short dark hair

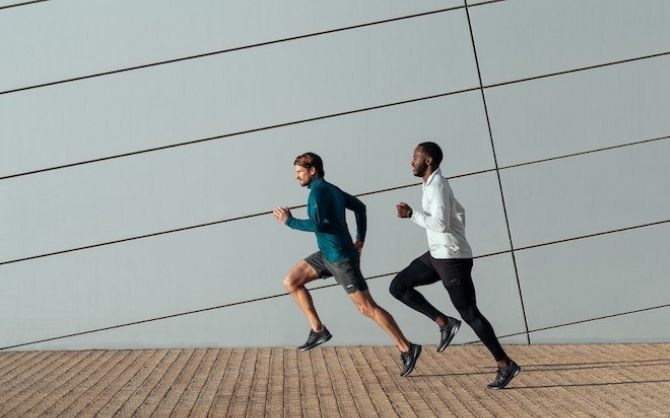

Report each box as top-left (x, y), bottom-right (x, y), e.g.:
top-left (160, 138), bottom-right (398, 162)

top-left (294, 152), bottom-right (324, 176)
top-left (417, 141), bottom-right (443, 168)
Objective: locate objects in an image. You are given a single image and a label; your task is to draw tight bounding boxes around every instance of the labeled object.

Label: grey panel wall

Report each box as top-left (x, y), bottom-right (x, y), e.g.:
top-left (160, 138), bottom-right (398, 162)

top-left (470, 0), bottom-right (670, 345)
top-left (1, 0), bottom-right (668, 350)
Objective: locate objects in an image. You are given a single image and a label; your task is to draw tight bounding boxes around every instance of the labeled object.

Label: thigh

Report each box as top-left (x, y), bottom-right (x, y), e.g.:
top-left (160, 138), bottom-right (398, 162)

top-left (286, 258), bottom-right (322, 288)
top-left (393, 252), bottom-right (441, 288)
top-left (303, 251), bottom-right (332, 279)
top-left (441, 260), bottom-right (477, 309)
top-left (431, 257), bottom-right (473, 287)
top-left (326, 256), bottom-right (369, 294)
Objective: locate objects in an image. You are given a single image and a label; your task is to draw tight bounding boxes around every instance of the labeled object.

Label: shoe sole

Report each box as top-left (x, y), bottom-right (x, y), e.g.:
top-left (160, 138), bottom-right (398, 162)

top-left (437, 321), bottom-right (461, 353)
top-left (401, 345), bottom-right (422, 377)
top-left (487, 366), bottom-right (521, 390)
top-left (298, 333), bottom-right (332, 352)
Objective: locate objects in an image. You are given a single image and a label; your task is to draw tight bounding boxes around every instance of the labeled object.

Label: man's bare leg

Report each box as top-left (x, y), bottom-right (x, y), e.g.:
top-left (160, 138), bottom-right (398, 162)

top-left (348, 290), bottom-right (411, 353)
top-left (283, 260), bottom-right (323, 331)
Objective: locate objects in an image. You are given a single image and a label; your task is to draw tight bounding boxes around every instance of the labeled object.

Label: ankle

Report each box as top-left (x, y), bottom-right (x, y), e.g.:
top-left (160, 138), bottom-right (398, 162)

top-left (496, 358), bottom-right (511, 368)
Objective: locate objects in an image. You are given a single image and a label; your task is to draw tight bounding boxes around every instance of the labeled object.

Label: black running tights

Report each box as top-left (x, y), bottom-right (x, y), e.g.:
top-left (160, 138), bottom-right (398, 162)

top-left (389, 255), bottom-right (508, 361)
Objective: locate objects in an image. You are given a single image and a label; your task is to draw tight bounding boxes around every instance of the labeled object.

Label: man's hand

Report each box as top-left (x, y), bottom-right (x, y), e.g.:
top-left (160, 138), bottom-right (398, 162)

top-left (396, 202), bottom-right (413, 218)
top-left (354, 240), bottom-right (364, 253)
top-left (272, 207), bottom-right (291, 224)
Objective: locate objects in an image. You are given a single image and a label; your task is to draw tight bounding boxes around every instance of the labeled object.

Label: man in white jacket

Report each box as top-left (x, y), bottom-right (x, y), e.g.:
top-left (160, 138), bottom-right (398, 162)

top-left (390, 141), bottom-right (520, 389)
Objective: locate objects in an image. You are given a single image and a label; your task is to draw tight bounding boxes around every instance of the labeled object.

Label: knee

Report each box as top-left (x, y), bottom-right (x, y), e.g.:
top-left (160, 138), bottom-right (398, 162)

top-left (356, 302), bottom-right (376, 318)
top-left (389, 275), bottom-right (405, 300)
top-left (457, 306), bottom-right (479, 324)
top-left (283, 274), bottom-right (300, 293)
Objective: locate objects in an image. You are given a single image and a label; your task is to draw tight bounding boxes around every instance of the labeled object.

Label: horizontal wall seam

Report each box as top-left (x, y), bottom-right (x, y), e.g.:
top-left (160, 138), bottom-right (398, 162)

top-left (498, 135), bottom-right (670, 170)
top-left (468, 0), bottom-right (507, 7)
top-left (476, 303), bottom-right (670, 343)
top-left (2, 50), bottom-right (667, 182)
top-left (484, 50), bottom-right (670, 90)
top-left (514, 219), bottom-right (670, 253)
top-left (0, 0), bottom-right (501, 14)
top-left (0, 0), bottom-right (47, 11)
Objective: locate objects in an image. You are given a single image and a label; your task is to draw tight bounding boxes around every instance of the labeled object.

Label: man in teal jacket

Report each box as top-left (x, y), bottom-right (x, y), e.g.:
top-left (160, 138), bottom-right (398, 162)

top-left (273, 152), bottom-right (421, 377)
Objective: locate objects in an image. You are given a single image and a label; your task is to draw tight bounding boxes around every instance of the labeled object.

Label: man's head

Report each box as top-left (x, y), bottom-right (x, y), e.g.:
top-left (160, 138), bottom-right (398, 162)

top-left (411, 141), bottom-right (443, 178)
top-left (294, 152), bottom-right (324, 186)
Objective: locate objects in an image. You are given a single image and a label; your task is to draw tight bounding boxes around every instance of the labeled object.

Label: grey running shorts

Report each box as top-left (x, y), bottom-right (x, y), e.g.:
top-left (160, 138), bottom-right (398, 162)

top-left (304, 252), bottom-right (369, 294)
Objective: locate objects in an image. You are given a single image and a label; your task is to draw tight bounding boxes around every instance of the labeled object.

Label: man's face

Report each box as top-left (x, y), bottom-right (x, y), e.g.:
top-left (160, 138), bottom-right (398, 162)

top-left (295, 165), bottom-right (316, 187)
top-left (411, 147), bottom-right (430, 177)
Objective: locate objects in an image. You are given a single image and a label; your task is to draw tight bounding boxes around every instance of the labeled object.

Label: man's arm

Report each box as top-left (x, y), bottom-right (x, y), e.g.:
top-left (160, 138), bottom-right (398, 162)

top-left (343, 191), bottom-right (366, 243)
top-left (412, 190), bottom-right (449, 232)
top-left (274, 191), bottom-right (328, 232)
top-left (396, 189), bottom-right (450, 232)
top-left (284, 208), bottom-right (321, 232)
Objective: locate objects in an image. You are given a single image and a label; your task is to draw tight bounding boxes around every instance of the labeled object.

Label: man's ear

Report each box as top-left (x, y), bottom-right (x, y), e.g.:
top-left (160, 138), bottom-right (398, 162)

top-left (309, 166), bottom-right (318, 177)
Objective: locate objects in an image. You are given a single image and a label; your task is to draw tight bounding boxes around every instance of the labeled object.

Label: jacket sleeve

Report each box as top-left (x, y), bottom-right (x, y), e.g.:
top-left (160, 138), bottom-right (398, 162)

top-left (343, 191), bottom-right (367, 241)
top-left (285, 190), bottom-right (328, 232)
top-left (411, 185), bottom-right (450, 233)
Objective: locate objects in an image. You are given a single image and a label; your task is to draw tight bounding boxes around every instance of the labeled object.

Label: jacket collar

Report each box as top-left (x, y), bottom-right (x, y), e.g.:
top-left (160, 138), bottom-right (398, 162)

top-left (308, 176), bottom-right (325, 189)
top-left (424, 168), bottom-right (441, 187)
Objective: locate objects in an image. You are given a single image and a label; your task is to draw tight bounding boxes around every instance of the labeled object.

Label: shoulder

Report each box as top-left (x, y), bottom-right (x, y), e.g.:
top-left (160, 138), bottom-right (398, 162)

top-left (310, 180), bottom-right (335, 200)
top-left (322, 180), bottom-right (346, 195)
top-left (430, 175), bottom-right (452, 197)
top-left (436, 175), bottom-right (450, 188)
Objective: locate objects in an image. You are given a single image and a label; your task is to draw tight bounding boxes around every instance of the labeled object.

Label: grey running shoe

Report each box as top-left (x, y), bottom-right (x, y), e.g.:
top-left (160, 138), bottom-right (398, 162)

top-left (400, 343), bottom-right (422, 377)
top-left (437, 319), bottom-right (461, 352)
top-left (487, 360), bottom-right (521, 389)
top-left (298, 327), bottom-right (332, 351)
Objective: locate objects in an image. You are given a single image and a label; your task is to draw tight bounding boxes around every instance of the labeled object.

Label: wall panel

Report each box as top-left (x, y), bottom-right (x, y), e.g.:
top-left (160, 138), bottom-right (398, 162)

top-left (529, 309), bottom-right (670, 344)
top-left (516, 223), bottom-right (670, 342)
top-left (501, 140), bottom-right (670, 248)
top-left (470, 0), bottom-right (670, 85)
top-left (486, 56), bottom-right (670, 167)
top-left (2, 0), bottom-right (668, 349)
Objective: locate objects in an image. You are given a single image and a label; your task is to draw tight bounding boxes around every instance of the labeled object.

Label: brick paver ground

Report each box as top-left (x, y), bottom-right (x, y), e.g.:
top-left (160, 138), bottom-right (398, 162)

top-left (0, 343), bottom-right (668, 417)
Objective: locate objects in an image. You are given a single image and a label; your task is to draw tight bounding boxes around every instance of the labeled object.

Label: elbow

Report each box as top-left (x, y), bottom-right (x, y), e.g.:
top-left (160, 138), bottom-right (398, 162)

top-left (432, 221), bottom-right (448, 233)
